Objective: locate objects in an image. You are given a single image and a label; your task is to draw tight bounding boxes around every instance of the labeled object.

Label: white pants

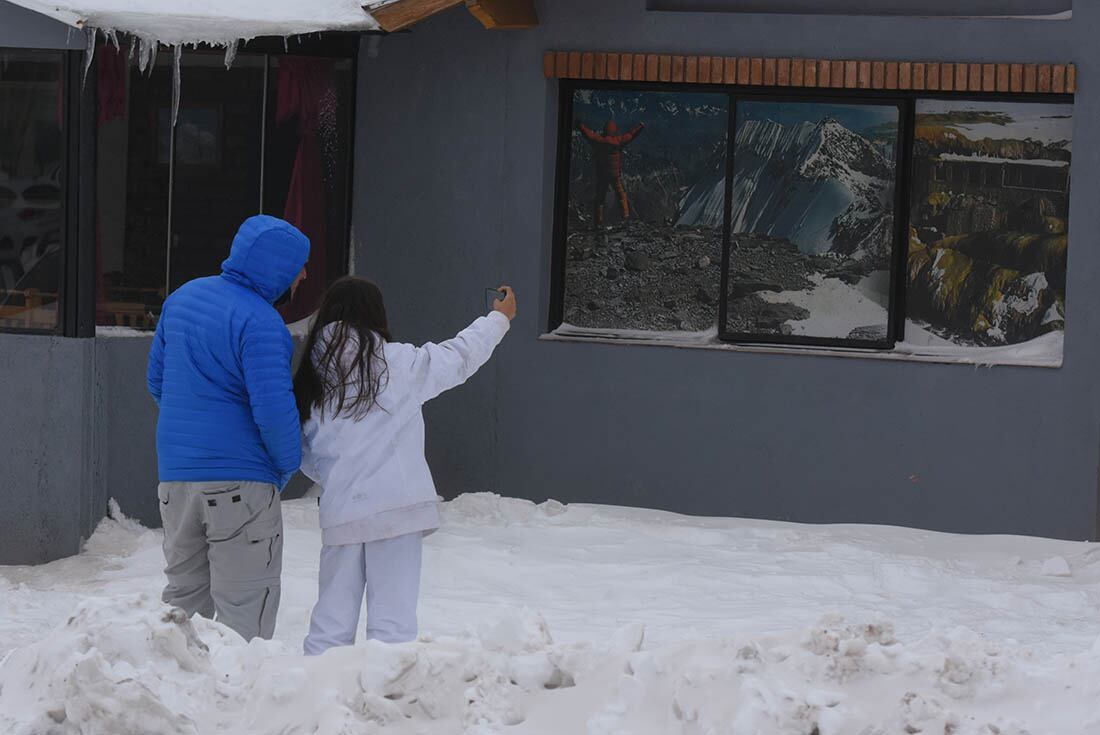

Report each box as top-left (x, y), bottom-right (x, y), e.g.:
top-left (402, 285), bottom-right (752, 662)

top-left (303, 532), bottom-right (423, 655)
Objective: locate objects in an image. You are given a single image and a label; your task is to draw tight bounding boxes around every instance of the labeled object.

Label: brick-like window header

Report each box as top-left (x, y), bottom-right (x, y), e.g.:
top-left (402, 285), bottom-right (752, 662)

top-left (542, 51), bottom-right (1075, 94)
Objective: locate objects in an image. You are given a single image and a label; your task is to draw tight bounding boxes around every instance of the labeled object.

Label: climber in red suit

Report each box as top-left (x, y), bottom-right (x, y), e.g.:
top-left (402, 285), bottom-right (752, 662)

top-left (577, 119), bottom-right (645, 227)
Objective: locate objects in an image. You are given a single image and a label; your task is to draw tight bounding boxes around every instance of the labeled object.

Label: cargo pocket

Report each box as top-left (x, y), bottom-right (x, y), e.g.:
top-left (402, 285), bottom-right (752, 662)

top-left (245, 516), bottom-right (283, 571)
top-left (200, 484), bottom-right (250, 542)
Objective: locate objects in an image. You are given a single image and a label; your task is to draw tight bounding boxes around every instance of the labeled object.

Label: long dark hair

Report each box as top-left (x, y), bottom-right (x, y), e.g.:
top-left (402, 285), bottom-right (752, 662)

top-left (294, 276), bottom-right (392, 424)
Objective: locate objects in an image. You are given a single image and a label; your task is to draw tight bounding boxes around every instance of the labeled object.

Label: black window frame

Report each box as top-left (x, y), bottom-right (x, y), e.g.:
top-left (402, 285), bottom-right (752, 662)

top-left (549, 77), bottom-right (1074, 350)
top-left (0, 47), bottom-right (89, 337)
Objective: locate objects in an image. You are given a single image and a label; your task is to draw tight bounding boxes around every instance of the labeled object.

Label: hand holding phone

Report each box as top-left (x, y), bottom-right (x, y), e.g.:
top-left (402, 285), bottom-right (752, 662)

top-left (489, 285), bottom-right (517, 321)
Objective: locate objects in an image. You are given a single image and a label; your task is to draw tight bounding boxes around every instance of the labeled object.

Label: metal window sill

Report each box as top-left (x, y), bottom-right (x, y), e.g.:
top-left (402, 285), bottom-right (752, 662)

top-left (537, 331), bottom-right (1062, 369)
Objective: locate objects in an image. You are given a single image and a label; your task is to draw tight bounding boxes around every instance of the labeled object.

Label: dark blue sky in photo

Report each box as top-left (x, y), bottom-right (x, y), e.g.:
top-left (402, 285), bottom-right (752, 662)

top-left (571, 89), bottom-right (729, 164)
top-left (571, 90), bottom-right (728, 138)
top-left (738, 101), bottom-right (898, 136)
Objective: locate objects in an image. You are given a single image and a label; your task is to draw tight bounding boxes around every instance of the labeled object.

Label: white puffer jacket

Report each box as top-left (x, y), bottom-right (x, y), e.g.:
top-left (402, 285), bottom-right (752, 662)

top-left (301, 311), bottom-right (510, 545)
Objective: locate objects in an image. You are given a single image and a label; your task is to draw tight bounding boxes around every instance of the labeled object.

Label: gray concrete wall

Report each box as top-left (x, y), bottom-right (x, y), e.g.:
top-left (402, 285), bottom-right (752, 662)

top-left (94, 337), bottom-right (161, 527)
top-left (0, 336), bottom-right (95, 563)
top-left (0, 333), bottom-right (162, 562)
top-left (355, 1), bottom-right (1100, 540)
top-left (1, 1), bottom-right (87, 565)
top-left (649, 0), bottom-right (1072, 16)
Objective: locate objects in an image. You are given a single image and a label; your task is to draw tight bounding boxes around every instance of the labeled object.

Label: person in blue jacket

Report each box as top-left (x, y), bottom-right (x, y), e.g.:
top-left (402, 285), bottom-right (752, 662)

top-left (147, 214), bottom-right (309, 641)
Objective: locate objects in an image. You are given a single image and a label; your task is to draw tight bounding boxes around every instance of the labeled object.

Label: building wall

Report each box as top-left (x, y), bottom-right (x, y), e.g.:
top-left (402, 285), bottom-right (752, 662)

top-left (355, 1), bottom-right (1100, 540)
top-left (2, 0), bottom-right (1098, 565)
top-left (94, 337), bottom-right (161, 527)
top-left (0, 337), bottom-right (95, 563)
top-left (0, 4), bottom-right (91, 564)
top-left (0, 3), bottom-right (321, 563)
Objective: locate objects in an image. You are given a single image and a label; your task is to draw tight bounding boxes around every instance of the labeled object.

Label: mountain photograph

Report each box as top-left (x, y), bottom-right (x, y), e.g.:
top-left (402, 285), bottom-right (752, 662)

top-left (906, 100), bottom-right (1072, 350)
top-left (559, 89), bottom-right (729, 333)
top-left (717, 101), bottom-right (902, 344)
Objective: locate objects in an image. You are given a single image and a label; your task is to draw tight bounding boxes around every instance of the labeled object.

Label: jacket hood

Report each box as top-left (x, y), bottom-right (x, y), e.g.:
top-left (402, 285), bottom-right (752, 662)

top-left (221, 215), bottom-right (311, 303)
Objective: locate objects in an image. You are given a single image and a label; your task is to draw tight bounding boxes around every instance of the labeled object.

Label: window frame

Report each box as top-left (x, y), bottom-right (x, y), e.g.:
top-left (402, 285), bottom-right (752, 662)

top-left (718, 91), bottom-right (909, 349)
top-left (0, 47), bottom-right (88, 337)
top-left (548, 78), bottom-right (1074, 350)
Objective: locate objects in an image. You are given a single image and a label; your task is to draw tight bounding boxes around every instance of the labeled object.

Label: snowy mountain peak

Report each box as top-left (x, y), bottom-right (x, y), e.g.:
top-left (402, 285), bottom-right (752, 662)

top-left (679, 116), bottom-right (896, 264)
top-left (801, 118), bottom-right (893, 181)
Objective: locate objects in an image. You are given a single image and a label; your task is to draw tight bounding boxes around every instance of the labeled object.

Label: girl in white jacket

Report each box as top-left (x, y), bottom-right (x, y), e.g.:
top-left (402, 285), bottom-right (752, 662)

top-left (294, 277), bottom-right (515, 655)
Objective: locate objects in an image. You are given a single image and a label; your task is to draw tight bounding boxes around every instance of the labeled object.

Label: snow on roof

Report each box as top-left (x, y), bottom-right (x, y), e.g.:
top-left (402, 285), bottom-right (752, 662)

top-left (5, 0), bottom-right (389, 45)
top-left (936, 153), bottom-right (1070, 168)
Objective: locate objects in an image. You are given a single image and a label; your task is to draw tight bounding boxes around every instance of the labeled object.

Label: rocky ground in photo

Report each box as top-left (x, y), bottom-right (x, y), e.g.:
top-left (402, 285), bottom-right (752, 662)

top-left (563, 221), bottom-right (723, 332)
top-left (563, 224), bottom-right (885, 336)
top-left (725, 234), bottom-right (879, 337)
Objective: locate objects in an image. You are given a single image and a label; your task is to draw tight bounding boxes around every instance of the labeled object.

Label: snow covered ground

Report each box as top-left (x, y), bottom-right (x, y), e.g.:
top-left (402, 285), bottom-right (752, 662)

top-left (2, 494), bottom-right (1099, 734)
top-left (757, 271), bottom-right (889, 339)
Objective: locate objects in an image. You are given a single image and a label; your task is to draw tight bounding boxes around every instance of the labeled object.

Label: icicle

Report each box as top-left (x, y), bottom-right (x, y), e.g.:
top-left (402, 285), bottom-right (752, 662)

top-left (82, 27), bottom-right (96, 87)
top-left (170, 44), bottom-right (182, 128)
top-left (223, 39), bottom-right (239, 70)
top-left (283, 35), bottom-right (289, 52)
top-left (128, 35), bottom-right (137, 66)
top-left (137, 36), bottom-right (152, 74)
top-left (106, 29), bottom-right (120, 51)
top-left (148, 39), bottom-right (158, 72)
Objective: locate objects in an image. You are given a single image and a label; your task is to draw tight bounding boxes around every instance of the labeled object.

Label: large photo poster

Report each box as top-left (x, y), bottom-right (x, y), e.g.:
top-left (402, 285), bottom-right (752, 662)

top-left (906, 100), bottom-right (1072, 353)
top-left (560, 88), bottom-right (729, 334)
top-left (720, 100), bottom-right (902, 346)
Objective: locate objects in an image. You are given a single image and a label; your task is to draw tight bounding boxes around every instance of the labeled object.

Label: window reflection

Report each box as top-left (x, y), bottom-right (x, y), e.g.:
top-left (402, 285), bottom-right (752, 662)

top-left (0, 51), bottom-right (64, 332)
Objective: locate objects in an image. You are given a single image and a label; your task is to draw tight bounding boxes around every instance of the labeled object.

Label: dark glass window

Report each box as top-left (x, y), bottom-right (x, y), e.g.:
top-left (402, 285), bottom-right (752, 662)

top-left (0, 50), bottom-right (64, 332)
top-left (95, 46), bottom-right (353, 330)
top-left (96, 45), bottom-right (169, 329)
top-left (168, 54), bottom-right (266, 294)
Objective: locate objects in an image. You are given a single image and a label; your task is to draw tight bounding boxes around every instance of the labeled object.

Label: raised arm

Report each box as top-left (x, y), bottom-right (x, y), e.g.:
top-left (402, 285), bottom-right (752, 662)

top-left (241, 312), bottom-right (302, 488)
top-left (408, 286), bottom-right (516, 404)
top-left (620, 123), bottom-right (645, 145)
top-left (578, 123), bottom-right (602, 142)
top-left (147, 311), bottom-right (167, 405)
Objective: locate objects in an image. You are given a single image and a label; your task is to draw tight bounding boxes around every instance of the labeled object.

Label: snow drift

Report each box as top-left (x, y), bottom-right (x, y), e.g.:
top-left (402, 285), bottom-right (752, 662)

top-left (3, 593), bottom-right (1099, 734)
top-left (3, 493), bottom-right (1100, 734)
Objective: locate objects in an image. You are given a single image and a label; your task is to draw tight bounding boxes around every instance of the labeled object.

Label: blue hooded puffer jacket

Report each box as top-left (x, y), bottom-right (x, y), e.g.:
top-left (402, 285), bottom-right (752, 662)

top-left (147, 215), bottom-right (310, 488)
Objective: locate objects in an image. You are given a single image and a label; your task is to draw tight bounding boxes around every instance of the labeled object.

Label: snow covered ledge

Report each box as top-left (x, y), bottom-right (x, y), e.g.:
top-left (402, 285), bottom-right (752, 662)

top-left (542, 325), bottom-right (1064, 369)
top-left (3, 0), bottom-right (383, 45)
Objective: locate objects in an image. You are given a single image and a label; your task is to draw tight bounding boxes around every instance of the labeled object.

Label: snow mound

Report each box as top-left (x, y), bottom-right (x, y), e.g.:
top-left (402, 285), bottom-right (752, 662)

top-left (0, 595), bottom-right (601, 734)
top-left (1041, 555), bottom-right (1073, 577)
top-left (4, 594), bottom-right (1100, 734)
top-left (0, 594), bottom-right (222, 735)
top-left (589, 616), bottom-right (1100, 735)
top-left (441, 492), bottom-right (569, 526)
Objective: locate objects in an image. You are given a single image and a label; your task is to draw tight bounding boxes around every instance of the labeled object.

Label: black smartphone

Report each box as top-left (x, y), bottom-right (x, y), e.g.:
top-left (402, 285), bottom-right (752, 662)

top-left (485, 287), bottom-right (504, 310)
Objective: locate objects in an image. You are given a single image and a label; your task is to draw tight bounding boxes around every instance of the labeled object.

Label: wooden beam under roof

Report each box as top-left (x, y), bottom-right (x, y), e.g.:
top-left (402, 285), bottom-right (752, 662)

top-left (369, 0), bottom-right (537, 32)
top-left (466, 0), bottom-right (538, 28)
top-left (370, 0), bottom-right (463, 32)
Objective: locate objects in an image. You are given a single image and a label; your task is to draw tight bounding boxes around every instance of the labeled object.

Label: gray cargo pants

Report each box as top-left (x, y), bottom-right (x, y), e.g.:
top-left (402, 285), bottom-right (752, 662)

top-left (158, 481), bottom-right (283, 641)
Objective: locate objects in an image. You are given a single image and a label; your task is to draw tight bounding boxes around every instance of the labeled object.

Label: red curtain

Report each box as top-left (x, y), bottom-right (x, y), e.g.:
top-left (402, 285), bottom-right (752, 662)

top-left (275, 57), bottom-right (334, 323)
top-left (97, 46), bottom-right (128, 125)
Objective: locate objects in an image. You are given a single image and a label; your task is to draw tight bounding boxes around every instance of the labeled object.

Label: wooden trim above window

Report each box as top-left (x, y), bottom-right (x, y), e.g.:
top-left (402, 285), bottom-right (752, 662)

top-left (542, 51), bottom-right (1076, 94)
